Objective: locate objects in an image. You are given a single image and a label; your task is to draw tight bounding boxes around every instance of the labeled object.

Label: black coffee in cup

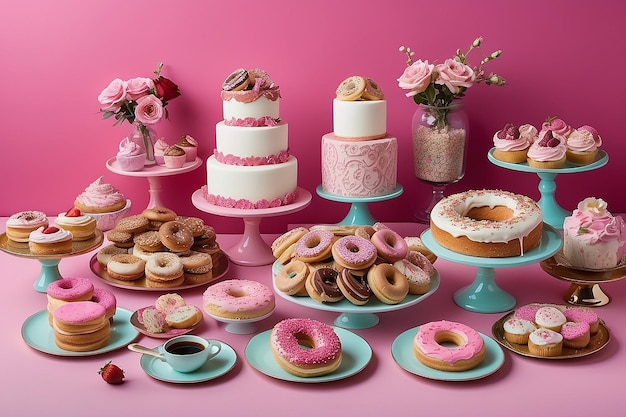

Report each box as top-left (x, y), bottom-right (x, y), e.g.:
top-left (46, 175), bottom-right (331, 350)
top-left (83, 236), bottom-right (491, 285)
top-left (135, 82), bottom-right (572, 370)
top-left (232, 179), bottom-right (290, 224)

top-left (166, 341), bottom-right (205, 355)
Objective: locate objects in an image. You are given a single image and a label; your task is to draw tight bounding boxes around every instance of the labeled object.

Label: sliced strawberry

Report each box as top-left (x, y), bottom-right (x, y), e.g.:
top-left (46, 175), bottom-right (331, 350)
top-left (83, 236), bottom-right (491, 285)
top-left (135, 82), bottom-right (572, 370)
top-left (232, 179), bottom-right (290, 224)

top-left (65, 207), bottom-right (82, 217)
top-left (42, 227), bottom-right (60, 234)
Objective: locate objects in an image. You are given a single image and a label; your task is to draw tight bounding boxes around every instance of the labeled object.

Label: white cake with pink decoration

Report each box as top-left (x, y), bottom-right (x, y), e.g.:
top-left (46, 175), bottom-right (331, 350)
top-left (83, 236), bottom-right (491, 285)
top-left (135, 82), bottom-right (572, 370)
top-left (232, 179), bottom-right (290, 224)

top-left (203, 68), bottom-right (299, 209)
top-left (562, 197), bottom-right (626, 270)
top-left (321, 76), bottom-right (398, 197)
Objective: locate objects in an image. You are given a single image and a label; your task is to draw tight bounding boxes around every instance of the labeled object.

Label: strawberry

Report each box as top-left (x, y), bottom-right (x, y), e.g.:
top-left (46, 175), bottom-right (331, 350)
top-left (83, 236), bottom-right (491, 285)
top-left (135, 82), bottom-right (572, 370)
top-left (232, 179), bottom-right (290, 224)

top-left (99, 361), bottom-right (125, 384)
top-left (42, 227), bottom-right (60, 234)
top-left (65, 207), bottom-right (81, 217)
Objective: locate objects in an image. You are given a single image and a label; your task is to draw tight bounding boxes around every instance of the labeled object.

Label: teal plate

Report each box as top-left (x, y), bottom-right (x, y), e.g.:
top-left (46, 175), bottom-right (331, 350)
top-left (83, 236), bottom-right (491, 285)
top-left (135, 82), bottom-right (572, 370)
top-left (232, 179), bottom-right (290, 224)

top-left (140, 341), bottom-right (237, 384)
top-left (21, 308), bottom-right (139, 356)
top-left (245, 326), bottom-right (372, 383)
top-left (392, 326), bottom-right (505, 381)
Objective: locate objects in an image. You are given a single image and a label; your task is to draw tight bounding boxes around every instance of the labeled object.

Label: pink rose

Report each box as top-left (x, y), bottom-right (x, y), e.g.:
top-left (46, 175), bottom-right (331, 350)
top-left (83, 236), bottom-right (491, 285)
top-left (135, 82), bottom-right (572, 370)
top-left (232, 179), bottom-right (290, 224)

top-left (435, 59), bottom-right (476, 94)
top-left (134, 95), bottom-right (164, 125)
top-left (98, 78), bottom-right (127, 112)
top-left (126, 77), bottom-right (155, 101)
top-left (397, 59), bottom-right (434, 97)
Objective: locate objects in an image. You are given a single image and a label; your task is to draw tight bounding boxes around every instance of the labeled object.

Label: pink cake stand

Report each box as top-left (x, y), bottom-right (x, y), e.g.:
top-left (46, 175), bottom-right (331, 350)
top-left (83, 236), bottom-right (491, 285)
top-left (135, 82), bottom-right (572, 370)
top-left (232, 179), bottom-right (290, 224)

top-left (191, 188), bottom-right (312, 266)
top-left (106, 157), bottom-right (203, 210)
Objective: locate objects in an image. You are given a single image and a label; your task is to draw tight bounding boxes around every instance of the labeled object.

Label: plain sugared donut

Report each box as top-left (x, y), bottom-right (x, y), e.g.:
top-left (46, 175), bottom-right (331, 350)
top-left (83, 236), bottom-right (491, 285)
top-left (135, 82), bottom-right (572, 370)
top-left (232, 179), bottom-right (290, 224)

top-left (367, 263), bottom-right (409, 304)
top-left (202, 279), bottom-right (275, 320)
top-left (145, 253), bottom-right (184, 283)
top-left (272, 227), bottom-right (309, 261)
top-left (270, 318), bottom-right (342, 377)
top-left (294, 230), bottom-right (334, 263)
top-left (371, 228), bottom-right (408, 262)
top-left (106, 254), bottom-right (146, 281)
top-left (158, 221), bottom-right (194, 252)
top-left (413, 320), bottom-right (487, 371)
top-left (275, 259), bottom-right (309, 296)
top-left (430, 189), bottom-right (543, 258)
top-left (331, 236), bottom-right (377, 270)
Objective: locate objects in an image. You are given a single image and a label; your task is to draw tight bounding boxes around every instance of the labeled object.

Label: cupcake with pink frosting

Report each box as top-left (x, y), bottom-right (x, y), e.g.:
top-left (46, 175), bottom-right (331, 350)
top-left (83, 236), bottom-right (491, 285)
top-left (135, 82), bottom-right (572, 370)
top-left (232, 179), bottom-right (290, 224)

top-left (541, 117), bottom-right (573, 139)
top-left (526, 129), bottom-right (567, 169)
top-left (116, 137), bottom-right (146, 172)
top-left (563, 197), bottom-right (626, 270)
top-left (566, 126), bottom-right (600, 165)
top-left (74, 177), bottom-right (127, 214)
top-left (176, 134), bottom-right (199, 162)
top-left (492, 123), bottom-right (531, 163)
top-left (153, 137), bottom-right (170, 165)
top-left (518, 123), bottom-right (538, 143)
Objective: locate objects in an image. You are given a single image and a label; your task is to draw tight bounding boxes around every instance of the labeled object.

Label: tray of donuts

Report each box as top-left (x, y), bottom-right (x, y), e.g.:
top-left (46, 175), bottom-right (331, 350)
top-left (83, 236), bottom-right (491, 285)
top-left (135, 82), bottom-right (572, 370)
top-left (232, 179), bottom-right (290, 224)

top-left (89, 206), bottom-right (229, 291)
top-left (491, 303), bottom-right (611, 359)
top-left (271, 223), bottom-right (438, 306)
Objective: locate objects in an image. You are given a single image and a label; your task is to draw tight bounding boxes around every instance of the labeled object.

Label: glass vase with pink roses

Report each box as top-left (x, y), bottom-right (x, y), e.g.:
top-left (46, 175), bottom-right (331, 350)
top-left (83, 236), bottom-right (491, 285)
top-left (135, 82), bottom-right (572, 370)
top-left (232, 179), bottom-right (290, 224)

top-left (397, 37), bottom-right (505, 222)
top-left (97, 63), bottom-right (181, 166)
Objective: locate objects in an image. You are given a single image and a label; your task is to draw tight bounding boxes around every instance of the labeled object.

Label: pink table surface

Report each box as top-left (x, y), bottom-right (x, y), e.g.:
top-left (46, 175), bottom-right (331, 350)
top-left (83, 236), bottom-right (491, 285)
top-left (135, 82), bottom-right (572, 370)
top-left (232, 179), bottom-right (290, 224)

top-left (1, 219), bottom-right (624, 417)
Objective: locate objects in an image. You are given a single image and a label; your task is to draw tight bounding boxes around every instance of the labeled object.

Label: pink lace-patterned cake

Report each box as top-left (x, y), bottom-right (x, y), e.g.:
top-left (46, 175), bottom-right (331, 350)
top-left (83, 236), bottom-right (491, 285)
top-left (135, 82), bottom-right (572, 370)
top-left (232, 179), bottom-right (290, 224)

top-left (203, 68), bottom-right (298, 209)
top-left (321, 76), bottom-right (397, 197)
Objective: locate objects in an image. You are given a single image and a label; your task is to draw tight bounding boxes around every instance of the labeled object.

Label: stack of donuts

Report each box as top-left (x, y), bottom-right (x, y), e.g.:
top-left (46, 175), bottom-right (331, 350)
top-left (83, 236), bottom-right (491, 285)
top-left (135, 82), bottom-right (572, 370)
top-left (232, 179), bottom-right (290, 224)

top-left (96, 207), bottom-right (221, 288)
top-left (272, 223), bottom-right (437, 305)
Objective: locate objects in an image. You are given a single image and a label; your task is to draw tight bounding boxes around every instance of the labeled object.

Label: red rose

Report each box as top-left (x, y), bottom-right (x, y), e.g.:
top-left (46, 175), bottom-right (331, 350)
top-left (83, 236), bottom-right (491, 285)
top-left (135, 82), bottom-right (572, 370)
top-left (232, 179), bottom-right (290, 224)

top-left (153, 76), bottom-right (181, 102)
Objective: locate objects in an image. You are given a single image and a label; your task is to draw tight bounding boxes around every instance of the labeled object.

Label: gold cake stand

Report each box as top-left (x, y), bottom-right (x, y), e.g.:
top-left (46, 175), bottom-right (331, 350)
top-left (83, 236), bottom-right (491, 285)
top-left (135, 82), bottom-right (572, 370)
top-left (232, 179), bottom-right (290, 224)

top-left (540, 250), bottom-right (626, 306)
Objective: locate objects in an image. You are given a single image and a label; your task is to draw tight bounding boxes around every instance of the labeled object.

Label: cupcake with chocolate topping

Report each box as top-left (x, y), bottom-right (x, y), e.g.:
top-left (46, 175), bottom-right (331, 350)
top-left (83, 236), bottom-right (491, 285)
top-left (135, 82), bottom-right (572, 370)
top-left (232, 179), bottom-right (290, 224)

top-left (176, 134), bottom-right (198, 162)
top-left (163, 145), bottom-right (186, 169)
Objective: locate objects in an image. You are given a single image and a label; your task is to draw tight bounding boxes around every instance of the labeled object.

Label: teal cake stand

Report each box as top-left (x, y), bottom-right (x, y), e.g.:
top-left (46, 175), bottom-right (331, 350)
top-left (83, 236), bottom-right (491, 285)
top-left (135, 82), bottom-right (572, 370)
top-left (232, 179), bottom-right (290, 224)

top-left (487, 148), bottom-right (608, 229)
top-left (316, 184), bottom-right (403, 226)
top-left (0, 231), bottom-right (104, 292)
top-left (421, 225), bottom-right (562, 313)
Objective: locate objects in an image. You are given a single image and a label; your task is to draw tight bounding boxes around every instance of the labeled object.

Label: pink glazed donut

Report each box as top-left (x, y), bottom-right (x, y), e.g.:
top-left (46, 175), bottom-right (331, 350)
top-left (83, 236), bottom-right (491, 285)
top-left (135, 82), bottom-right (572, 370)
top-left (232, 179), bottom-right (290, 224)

top-left (294, 230), bottom-right (334, 263)
top-left (413, 320), bottom-right (487, 372)
top-left (47, 277), bottom-right (94, 302)
top-left (202, 279), bottom-right (275, 320)
top-left (90, 288), bottom-right (117, 320)
top-left (270, 318), bottom-right (342, 377)
top-left (371, 228), bottom-right (408, 262)
top-left (331, 235), bottom-right (377, 270)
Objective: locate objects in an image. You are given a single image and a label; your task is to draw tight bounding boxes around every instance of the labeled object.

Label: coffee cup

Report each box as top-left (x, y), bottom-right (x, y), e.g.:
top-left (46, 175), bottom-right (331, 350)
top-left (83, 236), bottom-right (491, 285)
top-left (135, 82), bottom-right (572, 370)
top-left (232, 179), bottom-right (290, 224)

top-left (162, 335), bottom-right (221, 373)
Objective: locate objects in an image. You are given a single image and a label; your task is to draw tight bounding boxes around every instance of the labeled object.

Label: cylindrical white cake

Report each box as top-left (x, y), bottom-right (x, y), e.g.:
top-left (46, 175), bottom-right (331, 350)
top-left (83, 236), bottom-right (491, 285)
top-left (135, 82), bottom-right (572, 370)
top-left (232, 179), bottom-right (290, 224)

top-left (223, 96), bottom-right (279, 122)
top-left (321, 134), bottom-right (397, 197)
top-left (333, 99), bottom-right (387, 139)
top-left (215, 122), bottom-right (289, 165)
top-left (206, 155), bottom-right (298, 207)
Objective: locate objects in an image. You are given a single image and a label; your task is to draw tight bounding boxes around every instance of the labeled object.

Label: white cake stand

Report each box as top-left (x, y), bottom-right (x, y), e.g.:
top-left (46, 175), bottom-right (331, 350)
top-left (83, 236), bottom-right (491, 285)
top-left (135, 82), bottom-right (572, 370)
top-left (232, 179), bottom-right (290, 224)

top-left (191, 188), bottom-right (312, 266)
top-left (206, 310), bottom-right (274, 334)
top-left (106, 157), bottom-right (202, 210)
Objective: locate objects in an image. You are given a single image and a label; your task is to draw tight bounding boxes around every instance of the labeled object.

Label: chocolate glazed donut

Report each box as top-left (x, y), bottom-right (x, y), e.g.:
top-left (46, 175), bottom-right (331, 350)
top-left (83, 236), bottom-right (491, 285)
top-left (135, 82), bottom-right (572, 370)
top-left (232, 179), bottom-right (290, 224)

top-left (337, 269), bottom-right (371, 305)
top-left (305, 268), bottom-right (343, 303)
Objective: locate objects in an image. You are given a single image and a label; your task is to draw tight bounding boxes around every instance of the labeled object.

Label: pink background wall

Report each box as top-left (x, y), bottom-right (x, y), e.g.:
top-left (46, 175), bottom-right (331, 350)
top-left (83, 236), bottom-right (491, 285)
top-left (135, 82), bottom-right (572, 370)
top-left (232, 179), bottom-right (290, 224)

top-left (1, 0), bottom-right (624, 233)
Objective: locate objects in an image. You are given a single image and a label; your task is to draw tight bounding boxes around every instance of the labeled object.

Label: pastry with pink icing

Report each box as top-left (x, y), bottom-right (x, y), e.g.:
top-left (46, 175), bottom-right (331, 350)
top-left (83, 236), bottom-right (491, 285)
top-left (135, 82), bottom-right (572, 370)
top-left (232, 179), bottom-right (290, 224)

top-left (116, 137), bottom-right (146, 171)
top-left (560, 321), bottom-right (591, 349)
top-left (518, 123), bottom-right (538, 143)
top-left (205, 68), bottom-right (299, 209)
top-left (563, 306), bottom-right (599, 334)
top-left (74, 177), bottom-right (127, 214)
top-left (526, 129), bottom-right (567, 169)
top-left (513, 303), bottom-right (542, 322)
top-left (52, 301), bottom-right (110, 352)
top-left (176, 134), bottom-right (198, 162)
top-left (541, 116), bottom-right (573, 138)
top-left (563, 197), bottom-right (626, 270)
top-left (91, 287), bottom-right (117, 320)
top-left (28, 226), bottom-right (73, 255)
top-left (503, 318), bottom-right (536, 344)
top-left (413, 320), bottom-right (487, 371)
top-left (46, 277), bottom-right (95, 323)
top-left (534, 305), bottom-right (567, 332)
top-left (153, 137), bottom-right (170, 165)
top-left (492, 123), bottom-right (531, 163)
top-left (202, 279), bottom-right (275, 320)
top-left (270, 318), bottom-right (342, 377)
top-left (5, 210), bottom-right (49, 243)
top-left (565, 126), bottom-right (600, 165)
